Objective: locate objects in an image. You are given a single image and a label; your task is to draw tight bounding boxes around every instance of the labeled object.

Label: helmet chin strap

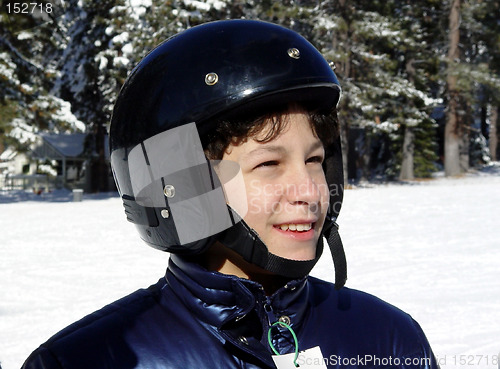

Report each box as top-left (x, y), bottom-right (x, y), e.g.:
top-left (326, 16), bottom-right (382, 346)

top-left (323, 219), bottom-right (347, 290)
top-left (217, 211), bottom-right (347, 288)
top-left (215, 218), bottom-right (321, 279)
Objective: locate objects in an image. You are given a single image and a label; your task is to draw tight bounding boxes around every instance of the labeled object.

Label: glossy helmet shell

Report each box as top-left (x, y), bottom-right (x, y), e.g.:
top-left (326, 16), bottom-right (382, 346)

top-left (110, 20), bottom-right (343, 273)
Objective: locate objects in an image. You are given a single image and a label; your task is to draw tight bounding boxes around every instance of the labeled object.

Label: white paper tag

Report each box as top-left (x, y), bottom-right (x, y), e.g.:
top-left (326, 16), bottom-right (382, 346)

top-left (272, 346), bottom-right (328, 369)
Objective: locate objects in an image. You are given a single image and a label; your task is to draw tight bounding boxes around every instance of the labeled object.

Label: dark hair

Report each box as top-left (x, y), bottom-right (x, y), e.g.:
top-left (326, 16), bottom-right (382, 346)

top-left (202, 104), bottom-right (339, 160)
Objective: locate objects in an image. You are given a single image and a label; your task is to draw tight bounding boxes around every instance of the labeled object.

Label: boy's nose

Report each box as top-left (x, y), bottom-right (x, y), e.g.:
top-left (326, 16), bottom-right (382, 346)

top-left (285, 168), bottom-right (322, 206)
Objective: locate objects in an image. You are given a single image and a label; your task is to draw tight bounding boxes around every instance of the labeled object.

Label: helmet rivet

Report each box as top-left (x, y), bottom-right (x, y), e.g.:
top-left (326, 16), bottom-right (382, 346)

top-left (161, 209), bottom-right (170, 219)
top-left (205, 72), bottom-right (219, 86)
top-left (287, 47), bottom-right (300, 59)
top-left (328, 60), bottom-right (337, 70)
top-left (163, 184), bottom-right (175, 198)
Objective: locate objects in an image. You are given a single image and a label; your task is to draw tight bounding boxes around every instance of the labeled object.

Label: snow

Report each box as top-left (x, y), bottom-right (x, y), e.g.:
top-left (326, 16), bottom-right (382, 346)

top-left (111, 31), bottom-right (129, 45)
top-left (16, 32), bottom-right (34, 41)
top-left (97, 55), bottom-right (108, 70)
top-left (105, 25), bottom-right (114, 36)
top-left (0, 53), bottom-right (18, 82)
top-left (183, 0), bottom-right (227, 12)
top-left (122, 43), bottom-right (134, 56)
top-left (19, 84), bottom-right (33, 94)
top-left (358, 12), bottom-right (401, 40)
top-left (0, 148), bottom-right (17, 162)
top-left (113, 56), bottom-right (130, 67)
top-left (8, 119), bottom-right (37, 145)
top-left (122, 0), bottom-right (152, 20)
top-left (1, 167), bottom-right (500, 369)
top-left (378, 120), bottom-right (399, 132)
top-left (50, 99), bottom-right (86, 132)
top-left (315, 17), bottom-right (338, 31)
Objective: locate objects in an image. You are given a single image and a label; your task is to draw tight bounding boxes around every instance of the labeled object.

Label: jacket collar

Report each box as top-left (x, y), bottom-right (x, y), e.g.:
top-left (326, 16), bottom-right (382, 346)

top-left (165, 254), bottom-right (310, 329)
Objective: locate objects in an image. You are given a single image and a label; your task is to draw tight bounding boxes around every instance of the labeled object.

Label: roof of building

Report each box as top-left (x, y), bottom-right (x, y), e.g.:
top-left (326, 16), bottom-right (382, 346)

top-left (40, 133), bottom-right (87, 158)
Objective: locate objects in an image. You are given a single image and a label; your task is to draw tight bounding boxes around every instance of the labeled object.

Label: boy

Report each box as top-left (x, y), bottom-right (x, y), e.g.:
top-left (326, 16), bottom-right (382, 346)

top-left (23, 20), bottom-right (438, 368)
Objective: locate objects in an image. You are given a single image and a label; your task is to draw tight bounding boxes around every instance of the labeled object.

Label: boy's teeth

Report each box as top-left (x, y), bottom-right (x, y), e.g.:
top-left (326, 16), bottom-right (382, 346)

top-left (278, 223), bottom-right (312, 232)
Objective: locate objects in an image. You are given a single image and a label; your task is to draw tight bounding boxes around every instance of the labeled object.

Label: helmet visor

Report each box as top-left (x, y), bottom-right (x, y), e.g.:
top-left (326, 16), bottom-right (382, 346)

top-left (127, 123), bottom-right (247, 244)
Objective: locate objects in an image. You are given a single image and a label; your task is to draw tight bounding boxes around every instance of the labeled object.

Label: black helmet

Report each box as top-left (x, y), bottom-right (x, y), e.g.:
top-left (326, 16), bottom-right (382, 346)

top-left (110, 19), bottom-right (347, 288)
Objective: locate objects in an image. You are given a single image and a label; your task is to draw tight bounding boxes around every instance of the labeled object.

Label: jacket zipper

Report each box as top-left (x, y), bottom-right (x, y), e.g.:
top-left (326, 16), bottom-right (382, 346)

top-left (262, 294), bottom-right (280, 358)
top-left (263, 297), bottom-right (277, 326)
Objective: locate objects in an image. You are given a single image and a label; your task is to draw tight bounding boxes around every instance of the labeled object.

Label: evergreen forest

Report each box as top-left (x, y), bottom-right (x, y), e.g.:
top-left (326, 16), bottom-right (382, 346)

top-left (1, 0), bottom-right (500, 190)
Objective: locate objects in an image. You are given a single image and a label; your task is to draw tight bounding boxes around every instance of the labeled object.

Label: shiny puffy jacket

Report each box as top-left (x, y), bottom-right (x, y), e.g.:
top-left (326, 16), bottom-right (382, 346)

top-left (22, 255), bottom-right (438, 369)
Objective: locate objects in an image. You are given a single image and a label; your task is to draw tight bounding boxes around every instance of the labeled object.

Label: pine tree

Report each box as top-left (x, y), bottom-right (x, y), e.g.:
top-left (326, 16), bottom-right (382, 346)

top-left (0, 6), bottom-right (84, 155)
top-left (305, 1), bottom-right (440, 180)
top-left (463, 0), bottom-right (500, 163)
top-left (2, 0), bottom-right (499, 190)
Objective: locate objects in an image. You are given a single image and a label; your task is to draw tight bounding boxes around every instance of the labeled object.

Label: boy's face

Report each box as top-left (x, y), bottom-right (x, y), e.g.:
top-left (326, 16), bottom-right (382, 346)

top-left (222, 111), bottom-right (329, 261)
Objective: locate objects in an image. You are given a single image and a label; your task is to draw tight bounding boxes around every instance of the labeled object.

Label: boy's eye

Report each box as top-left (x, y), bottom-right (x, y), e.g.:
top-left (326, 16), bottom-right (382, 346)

top-left (255, 160), bottom-right (279, 169)
top-left (306, 156), bottom-right (324, 164)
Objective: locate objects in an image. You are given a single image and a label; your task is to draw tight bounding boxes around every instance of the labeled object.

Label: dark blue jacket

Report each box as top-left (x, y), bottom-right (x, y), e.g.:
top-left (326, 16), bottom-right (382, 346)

top-left (22, 255), bottom-right (438, 368)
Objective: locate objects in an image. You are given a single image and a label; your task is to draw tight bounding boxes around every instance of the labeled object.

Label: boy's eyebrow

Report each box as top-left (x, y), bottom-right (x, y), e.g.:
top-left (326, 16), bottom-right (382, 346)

top-left (243, 140), bottom-right (324, 160)
top-left (243, 145), bottom-right (287, 159)
top-left (307, 140), bottom-right (325, 152)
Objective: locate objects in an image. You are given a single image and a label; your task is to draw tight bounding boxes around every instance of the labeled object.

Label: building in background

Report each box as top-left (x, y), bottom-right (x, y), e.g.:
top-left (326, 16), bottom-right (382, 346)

top-left (0, 133), bottom-right (114, 193)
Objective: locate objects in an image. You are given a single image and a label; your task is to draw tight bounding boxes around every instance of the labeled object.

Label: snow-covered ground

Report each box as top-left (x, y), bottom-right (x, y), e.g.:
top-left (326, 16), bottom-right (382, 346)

top-left (1, 165), bottom-right (499, 369)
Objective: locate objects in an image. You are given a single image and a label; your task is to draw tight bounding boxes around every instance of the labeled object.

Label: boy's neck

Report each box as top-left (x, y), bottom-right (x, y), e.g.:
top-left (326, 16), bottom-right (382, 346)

top-left (199, 241), bottom-right (292, 295)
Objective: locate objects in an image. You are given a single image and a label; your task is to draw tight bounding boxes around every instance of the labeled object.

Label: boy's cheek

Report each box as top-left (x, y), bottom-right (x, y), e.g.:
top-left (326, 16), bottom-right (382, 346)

top-left (247, 197), bottom-right (263, 216)
top-left (247, 195), bottom-right (277, 216)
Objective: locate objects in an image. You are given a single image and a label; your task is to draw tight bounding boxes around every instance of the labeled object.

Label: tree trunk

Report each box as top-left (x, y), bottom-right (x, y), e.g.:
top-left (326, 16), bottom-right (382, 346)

top-left (490, 106), bottom-right (499, 161)
top-left (400, 58), bottom-right (416, 180)
top-left (339, 117), bottom-right (349, 186)
top-left (90, 123), bottom-right (109, 193)
top-left (360, 131), bottom-right (371, 181)
top-left (335, 0), bottom-right (352, 185)
top-left (400, 126), bottom-right (415, 180)
top-left (445, 0), bottom-right (461, 176)
top-left (459, 100), bottom-right (470, 172)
